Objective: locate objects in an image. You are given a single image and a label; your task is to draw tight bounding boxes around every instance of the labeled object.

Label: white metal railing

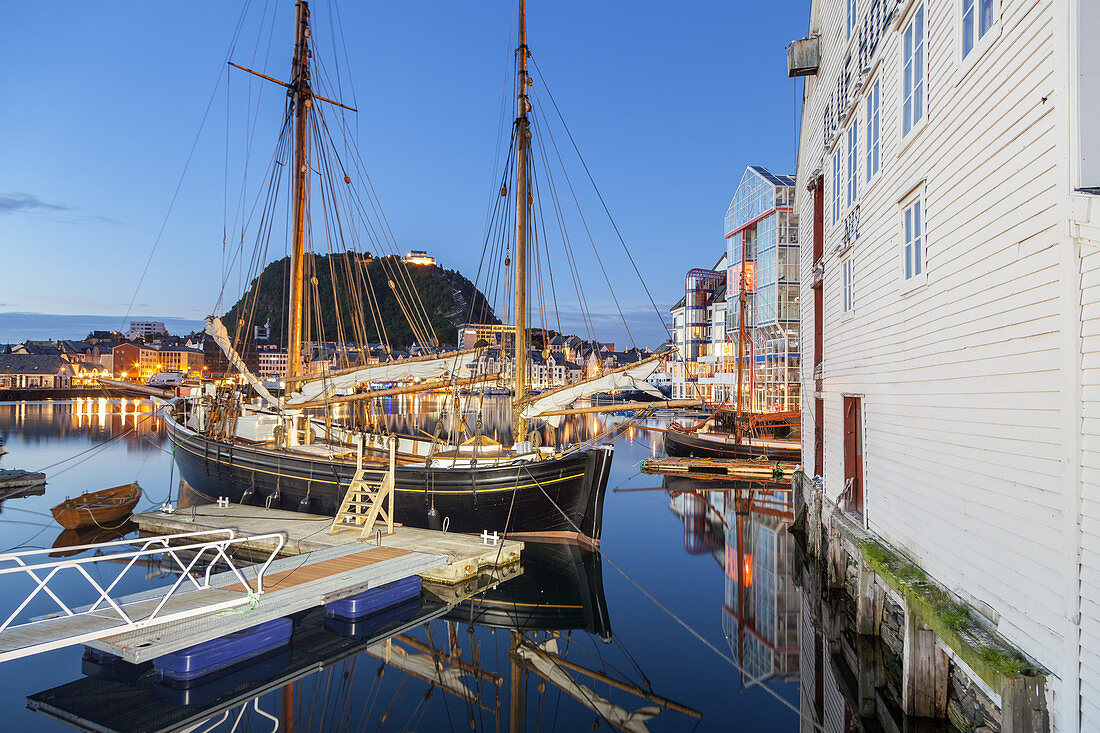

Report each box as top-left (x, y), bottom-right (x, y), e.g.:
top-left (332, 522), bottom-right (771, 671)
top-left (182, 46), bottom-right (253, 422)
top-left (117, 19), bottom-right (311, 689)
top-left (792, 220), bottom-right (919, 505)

top-left (0, 529), bottom-right (286, 638)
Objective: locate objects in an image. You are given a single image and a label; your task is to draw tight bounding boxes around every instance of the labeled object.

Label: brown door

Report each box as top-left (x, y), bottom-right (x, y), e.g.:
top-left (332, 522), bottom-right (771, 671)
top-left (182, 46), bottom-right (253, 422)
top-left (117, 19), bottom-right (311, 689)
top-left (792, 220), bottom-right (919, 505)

top-left (843, 396), bottom-right (863, 514)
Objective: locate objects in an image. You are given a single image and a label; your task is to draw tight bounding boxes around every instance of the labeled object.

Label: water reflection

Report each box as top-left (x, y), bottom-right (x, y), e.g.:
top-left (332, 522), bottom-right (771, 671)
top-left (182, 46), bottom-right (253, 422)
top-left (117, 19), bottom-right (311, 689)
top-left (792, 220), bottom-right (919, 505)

top-left (0, 399), bottom-right (164, 447)
top-left (27, 541), bottom-right (702, 732)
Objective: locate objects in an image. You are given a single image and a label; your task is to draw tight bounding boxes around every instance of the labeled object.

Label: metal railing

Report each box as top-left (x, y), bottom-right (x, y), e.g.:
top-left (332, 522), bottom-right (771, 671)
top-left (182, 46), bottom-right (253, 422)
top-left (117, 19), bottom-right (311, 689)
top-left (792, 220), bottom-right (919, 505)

top-left (0, 529), bottom-right (286, 637)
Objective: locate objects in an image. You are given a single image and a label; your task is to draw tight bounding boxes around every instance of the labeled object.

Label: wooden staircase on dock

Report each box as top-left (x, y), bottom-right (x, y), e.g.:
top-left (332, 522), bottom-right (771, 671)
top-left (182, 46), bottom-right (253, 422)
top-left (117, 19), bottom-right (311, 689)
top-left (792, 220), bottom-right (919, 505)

top-left (330, 437), bottom-right (397, 539)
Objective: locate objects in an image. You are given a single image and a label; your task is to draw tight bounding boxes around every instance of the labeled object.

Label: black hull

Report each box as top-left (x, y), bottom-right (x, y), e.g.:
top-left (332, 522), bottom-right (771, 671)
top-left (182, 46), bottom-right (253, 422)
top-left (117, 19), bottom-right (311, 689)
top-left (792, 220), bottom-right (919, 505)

top-left (445, 542), bottom-right (612, 640)
top-left (165, 415), bottom-right (612, 544)
top-left (663, 428), bottom-right (801, 462)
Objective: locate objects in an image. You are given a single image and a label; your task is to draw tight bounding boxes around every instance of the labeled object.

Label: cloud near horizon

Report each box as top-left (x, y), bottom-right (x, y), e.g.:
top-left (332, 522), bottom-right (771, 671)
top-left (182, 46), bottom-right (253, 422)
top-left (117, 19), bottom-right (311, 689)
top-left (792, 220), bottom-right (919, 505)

top-left (0, 191), bottom-right (119, 224)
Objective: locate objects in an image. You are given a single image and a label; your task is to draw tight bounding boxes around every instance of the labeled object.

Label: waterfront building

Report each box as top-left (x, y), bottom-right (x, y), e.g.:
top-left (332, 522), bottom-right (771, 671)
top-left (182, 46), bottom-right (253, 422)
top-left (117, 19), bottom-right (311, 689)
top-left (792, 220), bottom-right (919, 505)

top-left (669, 166), bottom-right (799, 409)
top-left (794, 0), bottom-right (1100, 727)
top-left (669, 260), bottom-right (727, 400)
top-left (0, 355), bottom-right (75, 389)
top-left (724, 167), bottom-right (800, 412)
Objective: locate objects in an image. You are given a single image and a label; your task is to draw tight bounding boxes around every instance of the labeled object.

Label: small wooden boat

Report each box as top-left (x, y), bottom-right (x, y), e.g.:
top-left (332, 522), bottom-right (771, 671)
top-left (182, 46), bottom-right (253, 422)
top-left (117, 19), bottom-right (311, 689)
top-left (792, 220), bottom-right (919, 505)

top-left (51, 483), bottom-right (141, 530)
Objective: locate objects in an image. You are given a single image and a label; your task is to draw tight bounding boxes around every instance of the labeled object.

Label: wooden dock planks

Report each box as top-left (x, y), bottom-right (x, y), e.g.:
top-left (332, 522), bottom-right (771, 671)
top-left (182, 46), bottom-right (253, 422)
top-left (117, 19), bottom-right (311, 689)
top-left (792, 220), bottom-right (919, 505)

top-left (132, 505), bottom-right (523, 584)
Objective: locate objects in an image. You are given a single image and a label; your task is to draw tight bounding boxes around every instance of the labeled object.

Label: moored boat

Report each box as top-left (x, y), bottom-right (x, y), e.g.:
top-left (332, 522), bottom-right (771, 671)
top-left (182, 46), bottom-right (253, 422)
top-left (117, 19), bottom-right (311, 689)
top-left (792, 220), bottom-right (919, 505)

top-left (50, 483), bottom-right (141, 530)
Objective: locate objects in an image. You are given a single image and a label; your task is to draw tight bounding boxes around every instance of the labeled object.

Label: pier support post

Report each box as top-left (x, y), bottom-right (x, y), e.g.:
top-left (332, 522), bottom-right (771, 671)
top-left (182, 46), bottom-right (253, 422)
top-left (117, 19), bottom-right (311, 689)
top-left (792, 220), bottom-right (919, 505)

top-left (807, 486), bottom-right (824, 557)
top-left (1000, 676), bottom-right (1049, 733)
top-left (856, 559), bottom-right (876, 635)
top-left (902, 608), bottom-right (949, 718)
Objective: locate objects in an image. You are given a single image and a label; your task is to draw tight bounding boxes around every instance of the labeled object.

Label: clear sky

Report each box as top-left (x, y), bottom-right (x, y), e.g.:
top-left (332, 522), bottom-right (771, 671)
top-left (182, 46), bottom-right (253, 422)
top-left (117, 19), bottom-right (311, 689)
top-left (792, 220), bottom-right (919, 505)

top-left (1, 1), bottom-right (806, 347)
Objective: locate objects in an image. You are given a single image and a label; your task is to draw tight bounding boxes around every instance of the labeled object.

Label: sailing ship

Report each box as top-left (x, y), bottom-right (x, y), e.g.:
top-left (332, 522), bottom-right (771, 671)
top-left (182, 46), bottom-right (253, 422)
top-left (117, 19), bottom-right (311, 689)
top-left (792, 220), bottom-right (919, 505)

top-left (163, 1), bottom-right (673, 545)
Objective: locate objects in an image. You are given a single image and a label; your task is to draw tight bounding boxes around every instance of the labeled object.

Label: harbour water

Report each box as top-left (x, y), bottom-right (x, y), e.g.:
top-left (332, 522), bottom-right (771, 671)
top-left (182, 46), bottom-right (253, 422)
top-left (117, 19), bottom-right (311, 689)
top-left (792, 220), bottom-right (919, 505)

top-left (0, 398), bottom-right (901, 731)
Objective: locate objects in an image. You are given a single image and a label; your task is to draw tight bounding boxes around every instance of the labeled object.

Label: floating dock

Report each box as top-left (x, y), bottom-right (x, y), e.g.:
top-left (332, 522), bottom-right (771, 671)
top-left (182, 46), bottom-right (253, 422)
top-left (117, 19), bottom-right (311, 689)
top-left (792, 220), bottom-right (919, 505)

top-left (0, 468), bottom-right (46, 491)
top-left (131, 504), bottom-right (523, 585)
top-left (83, 543), bottom-right (445, 663)
top-left (641, 456), bottom-right (798, 483)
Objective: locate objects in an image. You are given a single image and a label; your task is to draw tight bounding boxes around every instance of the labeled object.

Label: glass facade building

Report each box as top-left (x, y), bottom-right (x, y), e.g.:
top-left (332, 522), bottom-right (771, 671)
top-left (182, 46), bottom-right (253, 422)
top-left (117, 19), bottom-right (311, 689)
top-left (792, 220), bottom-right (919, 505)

top-left (723, 167), bottom-right (800, 412)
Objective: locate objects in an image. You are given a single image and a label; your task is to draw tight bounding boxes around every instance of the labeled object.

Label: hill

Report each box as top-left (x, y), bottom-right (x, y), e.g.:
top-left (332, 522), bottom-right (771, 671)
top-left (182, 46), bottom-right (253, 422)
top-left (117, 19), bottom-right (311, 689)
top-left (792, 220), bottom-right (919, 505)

top-left (221, 254), bottom-right (498, 349)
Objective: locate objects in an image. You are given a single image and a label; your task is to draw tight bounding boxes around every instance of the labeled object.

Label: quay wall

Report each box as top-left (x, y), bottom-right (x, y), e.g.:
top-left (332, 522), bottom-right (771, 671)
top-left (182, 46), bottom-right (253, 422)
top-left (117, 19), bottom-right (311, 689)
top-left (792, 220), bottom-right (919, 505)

top-left (0, 388), bottom-right (111, 401)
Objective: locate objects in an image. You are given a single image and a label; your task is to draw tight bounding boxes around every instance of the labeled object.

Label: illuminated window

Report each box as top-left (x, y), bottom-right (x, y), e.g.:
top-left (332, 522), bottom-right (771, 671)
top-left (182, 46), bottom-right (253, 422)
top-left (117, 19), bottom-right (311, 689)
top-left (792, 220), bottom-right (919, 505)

top-left (902, 6), bottom-right (925, 136)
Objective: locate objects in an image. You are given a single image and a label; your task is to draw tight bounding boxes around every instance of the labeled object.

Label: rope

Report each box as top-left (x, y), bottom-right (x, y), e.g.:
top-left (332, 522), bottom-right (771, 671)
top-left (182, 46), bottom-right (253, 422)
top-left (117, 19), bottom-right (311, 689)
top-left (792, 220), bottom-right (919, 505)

top-left (215, 588), bottom-right (260, 616)
top-left (520, 463), bottom-right (824, 731)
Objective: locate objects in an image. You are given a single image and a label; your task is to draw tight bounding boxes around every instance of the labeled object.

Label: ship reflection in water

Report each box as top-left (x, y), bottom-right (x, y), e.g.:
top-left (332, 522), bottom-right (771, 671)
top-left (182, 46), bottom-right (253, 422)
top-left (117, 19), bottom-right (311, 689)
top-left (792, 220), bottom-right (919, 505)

top-left (664, 475), bottom-right (954, 732)
top-left (26, 543), bottom-right (702, 732)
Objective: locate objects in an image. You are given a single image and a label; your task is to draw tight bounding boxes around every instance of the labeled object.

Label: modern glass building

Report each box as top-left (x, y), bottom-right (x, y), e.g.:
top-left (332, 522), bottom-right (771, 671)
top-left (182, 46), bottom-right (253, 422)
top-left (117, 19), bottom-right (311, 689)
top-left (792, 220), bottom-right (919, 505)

top-left (724, 166), bottom-right (800, 412)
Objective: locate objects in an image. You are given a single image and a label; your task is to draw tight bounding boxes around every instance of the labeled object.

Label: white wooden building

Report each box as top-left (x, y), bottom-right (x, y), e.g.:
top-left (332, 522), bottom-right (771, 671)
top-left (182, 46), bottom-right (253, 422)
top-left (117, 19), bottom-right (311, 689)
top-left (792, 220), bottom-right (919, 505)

top-left (795, 0), bottom-right (1100, 728)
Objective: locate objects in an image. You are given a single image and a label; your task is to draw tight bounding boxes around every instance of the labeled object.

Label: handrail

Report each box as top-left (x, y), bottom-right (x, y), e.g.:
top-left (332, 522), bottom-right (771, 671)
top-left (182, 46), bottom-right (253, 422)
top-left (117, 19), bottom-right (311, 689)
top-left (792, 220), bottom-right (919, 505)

top-left (0, 531), bottom-right (286, 638)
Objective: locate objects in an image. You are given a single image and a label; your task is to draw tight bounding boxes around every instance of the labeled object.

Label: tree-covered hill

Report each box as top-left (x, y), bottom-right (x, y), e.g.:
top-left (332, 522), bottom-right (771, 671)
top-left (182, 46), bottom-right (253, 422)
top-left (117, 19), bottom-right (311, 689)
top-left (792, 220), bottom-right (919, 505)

top-left (221, 254), bottom-right (498, 349)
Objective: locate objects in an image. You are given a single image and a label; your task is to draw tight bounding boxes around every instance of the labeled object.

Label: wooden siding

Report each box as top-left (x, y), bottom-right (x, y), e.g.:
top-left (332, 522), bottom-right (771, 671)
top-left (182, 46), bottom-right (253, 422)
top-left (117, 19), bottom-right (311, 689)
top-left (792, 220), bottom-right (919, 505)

top-left (796, 0), bottom-right (1089, 724)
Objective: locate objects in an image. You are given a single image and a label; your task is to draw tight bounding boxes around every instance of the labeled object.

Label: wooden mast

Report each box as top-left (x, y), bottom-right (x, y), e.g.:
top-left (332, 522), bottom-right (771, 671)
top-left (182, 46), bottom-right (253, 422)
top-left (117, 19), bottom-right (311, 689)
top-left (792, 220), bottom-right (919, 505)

top-left (287, 0), bottom-right (312, 380)
top-left (513, 0), bottom-right (531, 443)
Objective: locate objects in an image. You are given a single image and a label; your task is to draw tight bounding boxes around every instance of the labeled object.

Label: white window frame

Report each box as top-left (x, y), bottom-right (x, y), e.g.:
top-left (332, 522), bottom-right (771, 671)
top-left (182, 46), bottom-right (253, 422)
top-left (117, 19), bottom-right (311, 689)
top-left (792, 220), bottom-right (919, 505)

top-left (847, 122), bottom-right (858, 207)
top-left (900, 188), bottom-right (927, 291)
top-left (901, 4), bottom-right (927, 139)
top-left (865, 80), bottom-right (880, 183)
top-left (847, 0), bottom-right (857, 38)
top-left (958, 0), bottom-right (1001, 69)
top-left (842, 257), bottom-right (854, 313)
top-left (832, 148), bottom-right (842, 225)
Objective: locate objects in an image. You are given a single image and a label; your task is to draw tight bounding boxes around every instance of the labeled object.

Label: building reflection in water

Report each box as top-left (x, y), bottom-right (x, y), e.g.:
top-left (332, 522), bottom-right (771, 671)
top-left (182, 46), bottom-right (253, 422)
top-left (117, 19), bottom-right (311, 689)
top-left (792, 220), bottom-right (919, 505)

top-left (666, 476), bottom-right (800, 694)
top-left (26, 542), bottom-right (702, 732)
top-left (664, 474), bottom-right (956, 732)
top-left (0, 399), bottom-right (163, 447)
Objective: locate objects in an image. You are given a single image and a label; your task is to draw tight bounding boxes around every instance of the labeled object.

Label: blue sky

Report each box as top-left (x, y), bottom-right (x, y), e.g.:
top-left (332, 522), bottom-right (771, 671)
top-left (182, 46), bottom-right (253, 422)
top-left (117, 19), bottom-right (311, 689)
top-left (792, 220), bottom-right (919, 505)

top-left (0, 1), bottom-right (806, 347)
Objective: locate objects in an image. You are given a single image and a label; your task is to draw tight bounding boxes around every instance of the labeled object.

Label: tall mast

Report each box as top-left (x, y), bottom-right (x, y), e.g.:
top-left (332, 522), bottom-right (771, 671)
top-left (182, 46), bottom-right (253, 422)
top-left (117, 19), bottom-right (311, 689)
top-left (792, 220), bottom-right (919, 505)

top-left (287, 0), bottom-right (312, 380)
top-left (513, 0), bottom-right (531, 442)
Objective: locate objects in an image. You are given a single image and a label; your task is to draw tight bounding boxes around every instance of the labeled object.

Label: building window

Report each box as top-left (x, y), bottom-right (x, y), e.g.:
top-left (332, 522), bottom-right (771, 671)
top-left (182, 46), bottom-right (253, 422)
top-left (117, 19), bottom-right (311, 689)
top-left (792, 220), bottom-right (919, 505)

top-left (847, 0), bottom-right (857, 37)
top-left (847, 123), bottom-right (858, 206)
top-left (903, 195), bottom-right (924, 279)
top-left (832, 148), bottom-right (842, 225)
top-left (902, 5), bottom-right (925, 136)
top-left (866, 80), bottom-right (880, 181)
top-left (842, 258), bottom-right (854, 312)
top-left (962, 0), bottom-right (996, 58)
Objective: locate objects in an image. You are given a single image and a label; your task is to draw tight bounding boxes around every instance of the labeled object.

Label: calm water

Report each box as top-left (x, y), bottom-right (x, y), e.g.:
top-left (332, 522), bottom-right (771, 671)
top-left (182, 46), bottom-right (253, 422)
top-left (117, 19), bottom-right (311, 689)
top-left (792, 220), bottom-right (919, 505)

top-left (0, 398), bottom-right (809, 732)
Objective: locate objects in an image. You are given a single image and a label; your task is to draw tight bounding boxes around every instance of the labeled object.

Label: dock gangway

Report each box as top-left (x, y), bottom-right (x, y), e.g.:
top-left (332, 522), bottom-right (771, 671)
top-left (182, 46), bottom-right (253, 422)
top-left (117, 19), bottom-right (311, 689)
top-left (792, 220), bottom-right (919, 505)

top-left (0, 529), bottom-right (284, 663)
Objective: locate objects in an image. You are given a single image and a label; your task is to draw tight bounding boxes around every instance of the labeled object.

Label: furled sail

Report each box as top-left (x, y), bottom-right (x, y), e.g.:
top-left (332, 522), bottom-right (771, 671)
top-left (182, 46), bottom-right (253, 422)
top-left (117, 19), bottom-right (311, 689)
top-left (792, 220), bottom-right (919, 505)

top-left (204, 316), bottom-right (281, 409)
top-left (285, 350), bottom-right (480, 406)
top-left (517, 354), bottom-right (664, 428)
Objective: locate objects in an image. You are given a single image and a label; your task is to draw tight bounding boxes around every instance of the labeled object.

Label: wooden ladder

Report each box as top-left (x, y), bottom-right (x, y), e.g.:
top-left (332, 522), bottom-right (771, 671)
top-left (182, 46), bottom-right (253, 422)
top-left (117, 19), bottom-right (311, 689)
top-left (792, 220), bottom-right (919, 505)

top-left (329, 436), bottom-right (397, 539)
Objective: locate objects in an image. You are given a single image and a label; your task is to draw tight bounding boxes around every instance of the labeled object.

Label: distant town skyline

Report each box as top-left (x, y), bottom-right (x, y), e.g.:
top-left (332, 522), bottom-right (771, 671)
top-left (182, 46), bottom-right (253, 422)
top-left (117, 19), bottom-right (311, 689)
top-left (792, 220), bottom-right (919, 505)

top-left (1, 1), bottom-right (806, 347)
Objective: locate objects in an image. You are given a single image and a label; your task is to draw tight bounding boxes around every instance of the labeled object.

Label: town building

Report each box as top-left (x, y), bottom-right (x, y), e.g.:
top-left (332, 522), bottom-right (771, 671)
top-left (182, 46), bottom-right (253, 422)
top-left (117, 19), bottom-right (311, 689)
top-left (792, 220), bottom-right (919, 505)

top-left (257, 346), bottom-right (289, 379)
top-left (126, 321), bottom-right (169, 339)
top-left (0, 355), bottom-right (75, 389)
top-left (403, 250), bottom-right (437, 266)
top-left (793, 0), bottom-right (1100, 727)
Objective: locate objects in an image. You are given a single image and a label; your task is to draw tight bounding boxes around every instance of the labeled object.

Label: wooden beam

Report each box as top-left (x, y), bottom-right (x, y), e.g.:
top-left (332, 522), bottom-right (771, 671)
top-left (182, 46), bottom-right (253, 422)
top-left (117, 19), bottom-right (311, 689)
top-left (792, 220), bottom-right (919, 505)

top-left (535, 399), bottom-right (702, 418)
top-left (290, 374), bottom-right (499, 409)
